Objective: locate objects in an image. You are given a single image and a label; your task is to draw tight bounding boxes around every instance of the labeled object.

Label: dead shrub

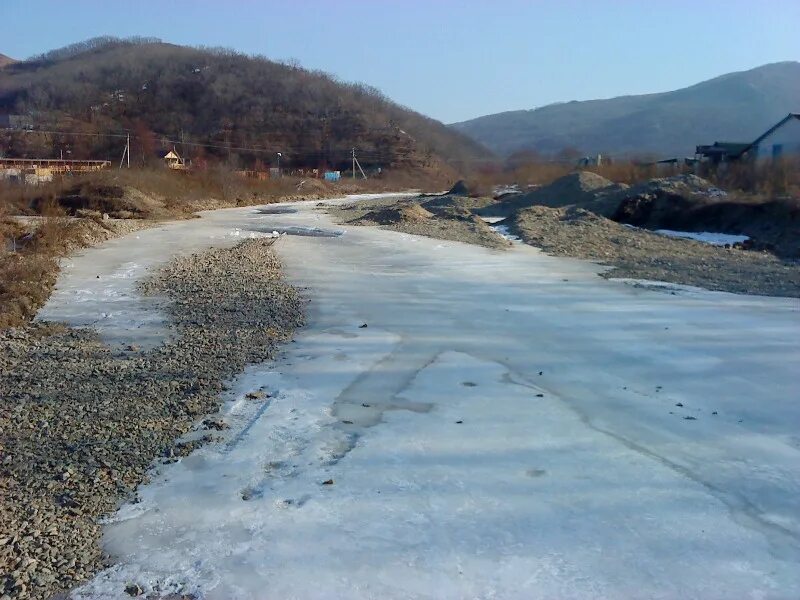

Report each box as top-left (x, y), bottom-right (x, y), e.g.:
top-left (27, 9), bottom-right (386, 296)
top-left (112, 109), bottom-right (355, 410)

top-left (0, 252), bottom-right (59, 329)
top-left (702, 158), bottom-right (800, 197)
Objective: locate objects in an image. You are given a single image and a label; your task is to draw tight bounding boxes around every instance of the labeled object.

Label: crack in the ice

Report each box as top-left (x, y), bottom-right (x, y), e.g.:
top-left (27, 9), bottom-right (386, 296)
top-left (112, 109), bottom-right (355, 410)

top-left (501, 367), bottom-right (800, 559)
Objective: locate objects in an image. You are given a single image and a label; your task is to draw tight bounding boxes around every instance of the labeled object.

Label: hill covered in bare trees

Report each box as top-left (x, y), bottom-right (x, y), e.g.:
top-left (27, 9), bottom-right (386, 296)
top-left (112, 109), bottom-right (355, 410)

top-left (0, 37), bottom-right (491, 170)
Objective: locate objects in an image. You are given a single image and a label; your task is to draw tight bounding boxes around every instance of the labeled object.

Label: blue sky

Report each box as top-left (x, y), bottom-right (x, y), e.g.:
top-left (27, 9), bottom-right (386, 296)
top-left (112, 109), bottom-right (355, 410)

top-left (1, 0), bottom-right (797, 122)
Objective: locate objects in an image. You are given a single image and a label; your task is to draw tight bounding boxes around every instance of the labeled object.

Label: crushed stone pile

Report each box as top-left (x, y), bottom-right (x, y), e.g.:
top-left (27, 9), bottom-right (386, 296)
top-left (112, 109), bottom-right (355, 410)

top-left (480, 171), bottom-right (628, 218)
top-left (446, 180), bottom-right (470, 196)
top-left (508, 205), bottom-right (799, 296)
top-left (420, 194), bottom-right (495, 214)
top-left (355, 202), bottom-right (434, 225)
top-left (611, 174), bottom-right (724, 225)
top-left (611, 175), bottom-right (800, 257)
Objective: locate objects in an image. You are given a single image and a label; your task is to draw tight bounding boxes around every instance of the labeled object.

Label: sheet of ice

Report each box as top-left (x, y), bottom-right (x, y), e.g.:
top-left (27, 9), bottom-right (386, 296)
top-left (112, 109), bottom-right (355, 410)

top-left (50, 199), bottom-right (800, 599)
top-left (655, 229), bottom-right (749, 246)
top-left (36, 193), bottom-right (409, 350)
top-left (492, 223), bottom-right (521, 242)
top-left (479, 216), bottom-right (521, 242)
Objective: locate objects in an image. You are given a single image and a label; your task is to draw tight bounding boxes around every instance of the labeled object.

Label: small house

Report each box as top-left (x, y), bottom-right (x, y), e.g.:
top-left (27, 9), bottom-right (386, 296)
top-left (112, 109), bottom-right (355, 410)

top-left (695, 142), bottom-right (751, 164)
top-left (696, 113), bottom-right (800, 163)
top-left (163, 149), bottom-right (186, 170)
top-left (748, 113), bottom-right (800, 160)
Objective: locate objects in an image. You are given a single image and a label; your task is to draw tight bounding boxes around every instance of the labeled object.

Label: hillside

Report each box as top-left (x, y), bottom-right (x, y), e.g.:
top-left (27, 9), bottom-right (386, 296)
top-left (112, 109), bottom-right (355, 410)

top-left (0, 54), bottom-right (16, 68)
top-left (451, 62), bottom-right (800, 158)
top-left (0, 37), bottom-right (490, 169)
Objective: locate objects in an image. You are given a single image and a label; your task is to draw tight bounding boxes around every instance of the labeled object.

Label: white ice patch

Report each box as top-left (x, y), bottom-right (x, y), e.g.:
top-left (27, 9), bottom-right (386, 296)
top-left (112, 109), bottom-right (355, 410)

top-left (50, 194), bottom-right (800, 599)
top-left (75, 351), bottom-right (800, 599)
top-left (492, 223), bottom-right (521, 242)
top-left (480, 217), bottom-right (521, 243)
top-left (655, 229), bottom-right (749, 246)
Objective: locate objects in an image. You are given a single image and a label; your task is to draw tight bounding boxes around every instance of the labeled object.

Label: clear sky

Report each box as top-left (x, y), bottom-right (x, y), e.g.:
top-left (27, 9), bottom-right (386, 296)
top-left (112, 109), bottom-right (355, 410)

top-left (1, 0), bottom-right (797, 123)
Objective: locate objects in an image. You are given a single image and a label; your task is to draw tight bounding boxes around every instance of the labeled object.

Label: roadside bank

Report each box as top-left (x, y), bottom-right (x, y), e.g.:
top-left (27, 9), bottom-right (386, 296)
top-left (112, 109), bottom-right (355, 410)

top-left (0, 238), bottom-right (304, 600)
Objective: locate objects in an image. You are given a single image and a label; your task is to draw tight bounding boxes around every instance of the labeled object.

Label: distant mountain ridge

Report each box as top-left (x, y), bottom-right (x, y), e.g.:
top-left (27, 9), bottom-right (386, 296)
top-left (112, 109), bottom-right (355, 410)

top-left (0, 54), bottom-right (16, 68)
top-left (451, 62), bottom-right (800, 159)
top-left (0, 37), bottom-right (490, 168)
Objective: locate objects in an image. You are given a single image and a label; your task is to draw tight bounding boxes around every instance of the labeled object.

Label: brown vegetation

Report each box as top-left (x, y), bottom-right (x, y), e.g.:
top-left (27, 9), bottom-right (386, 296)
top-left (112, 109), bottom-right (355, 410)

top-left (0, 201), bottom-right (87, 328)
top-left (699, 157), bottom-right (800, 197)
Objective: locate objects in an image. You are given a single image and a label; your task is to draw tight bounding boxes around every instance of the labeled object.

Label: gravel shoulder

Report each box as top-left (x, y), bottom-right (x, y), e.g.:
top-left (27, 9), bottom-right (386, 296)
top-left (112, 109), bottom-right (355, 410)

top-left (510, 205), bottom-right (800, 297)
top-left (326, 195), bottom-right (509, 250)
top-left (0, 238), bottom-right (304, 600)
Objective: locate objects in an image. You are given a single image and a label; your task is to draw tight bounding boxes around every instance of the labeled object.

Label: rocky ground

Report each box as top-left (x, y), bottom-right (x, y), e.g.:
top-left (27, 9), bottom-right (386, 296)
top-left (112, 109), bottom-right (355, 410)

top-left (327, 195), bottom-right (508, 250)
top-left (328, 187), bottom-right (800, 297)
top-left (0, 238), bottom-right (304, 600)
top-left (510, 205), bottom-right (800, 297)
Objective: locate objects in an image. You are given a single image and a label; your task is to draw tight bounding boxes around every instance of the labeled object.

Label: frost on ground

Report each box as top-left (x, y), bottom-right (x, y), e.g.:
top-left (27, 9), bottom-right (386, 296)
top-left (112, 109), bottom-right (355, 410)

top-left (654, 229), bottom-right (749, 246)
top-left (48, 198), bottom-right (800, 600)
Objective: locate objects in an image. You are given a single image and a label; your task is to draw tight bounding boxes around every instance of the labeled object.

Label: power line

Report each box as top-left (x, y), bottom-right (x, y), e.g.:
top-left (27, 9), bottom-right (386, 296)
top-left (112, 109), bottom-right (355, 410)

top-left (2, 126), bottom-right (508, 165)
top-left (1, 127), bottom-right (401, 159)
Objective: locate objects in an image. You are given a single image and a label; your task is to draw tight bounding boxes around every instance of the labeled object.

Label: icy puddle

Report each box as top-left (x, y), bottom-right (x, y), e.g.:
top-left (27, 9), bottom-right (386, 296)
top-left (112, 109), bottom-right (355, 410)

top-left (480, 216), bottom-right (522, 242)
top-left (654, 229), bottom-right (750, 246)
top-left (52, 197), bottom-right (800, 599)
top-left (255, 225), bottom-right (344, 237)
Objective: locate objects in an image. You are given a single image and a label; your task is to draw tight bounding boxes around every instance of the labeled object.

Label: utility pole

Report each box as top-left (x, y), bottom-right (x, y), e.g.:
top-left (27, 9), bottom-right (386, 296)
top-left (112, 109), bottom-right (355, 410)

top-left (119, 133), bottom-right (130, 169)
top-left (353, 148), bottom-right (367, 180)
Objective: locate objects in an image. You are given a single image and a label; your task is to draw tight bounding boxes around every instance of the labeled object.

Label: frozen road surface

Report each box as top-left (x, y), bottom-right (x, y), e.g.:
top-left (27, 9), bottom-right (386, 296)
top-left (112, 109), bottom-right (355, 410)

top-left (46, 196), bottom-right (800, 599)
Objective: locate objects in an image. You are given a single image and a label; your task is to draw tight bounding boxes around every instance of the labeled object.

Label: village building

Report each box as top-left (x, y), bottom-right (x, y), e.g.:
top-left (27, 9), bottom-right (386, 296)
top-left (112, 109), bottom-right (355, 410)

top-left (748, 113), bottom-right (800, 159)
top-left (0, 157), bottom-right (111, 184)
top-left (696, 113), bottom-right (800, 163)
top-left (163, 148), bottom-right (187, 170)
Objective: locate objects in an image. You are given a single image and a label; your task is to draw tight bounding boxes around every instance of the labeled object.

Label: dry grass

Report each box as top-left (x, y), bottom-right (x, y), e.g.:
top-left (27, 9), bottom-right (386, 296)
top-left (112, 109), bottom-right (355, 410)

top-left (0, 201), bottom-right (90, 328)
top-left (701, 157), bottom-right (800, 197)
top-left (0, 168), bottom-right (325, 220)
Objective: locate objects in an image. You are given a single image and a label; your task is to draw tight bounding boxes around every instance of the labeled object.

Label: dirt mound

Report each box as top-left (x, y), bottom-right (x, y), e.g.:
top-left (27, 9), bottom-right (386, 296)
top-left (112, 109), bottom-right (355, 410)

top-left (447, 180), bottom-right (470, 196)
top-left (480, 171), bottom-right (627, 218)
top-left (296, 178), bottom-right (329, 194)
top-left (610, 175), bottom-right (722, 223)
top-left (611, 175), bottom-right (800, 257)
top-left (420, 194), bottom-right (495, 213)
top-left (509, 204), bottom-right (799, 297)
top-left (534, 171), bottom-right (619, 202)
top-left (356, 202), bottom-right (434, 225)
top-left (30, 183), bottom-right (166, 219)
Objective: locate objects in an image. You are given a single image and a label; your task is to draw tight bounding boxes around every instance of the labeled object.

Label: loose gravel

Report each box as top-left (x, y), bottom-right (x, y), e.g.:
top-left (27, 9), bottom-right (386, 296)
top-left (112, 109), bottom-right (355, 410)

top-left (328, 196), bottom-right (509, 250)
top-left (510, 205), bottom-right (800, 297)
top-left (0, 238), bottom-right (304, 600)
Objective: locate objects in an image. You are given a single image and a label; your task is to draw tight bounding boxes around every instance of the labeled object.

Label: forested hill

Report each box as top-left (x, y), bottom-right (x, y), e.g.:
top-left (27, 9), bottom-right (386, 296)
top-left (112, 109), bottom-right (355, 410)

top-left (0, 37), bottom-right (490, 169)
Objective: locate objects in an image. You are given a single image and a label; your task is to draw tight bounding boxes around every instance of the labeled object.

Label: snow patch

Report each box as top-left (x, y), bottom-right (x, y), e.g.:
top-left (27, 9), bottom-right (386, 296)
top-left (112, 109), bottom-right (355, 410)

top-left (655, 229), bottom-right (749, 246)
